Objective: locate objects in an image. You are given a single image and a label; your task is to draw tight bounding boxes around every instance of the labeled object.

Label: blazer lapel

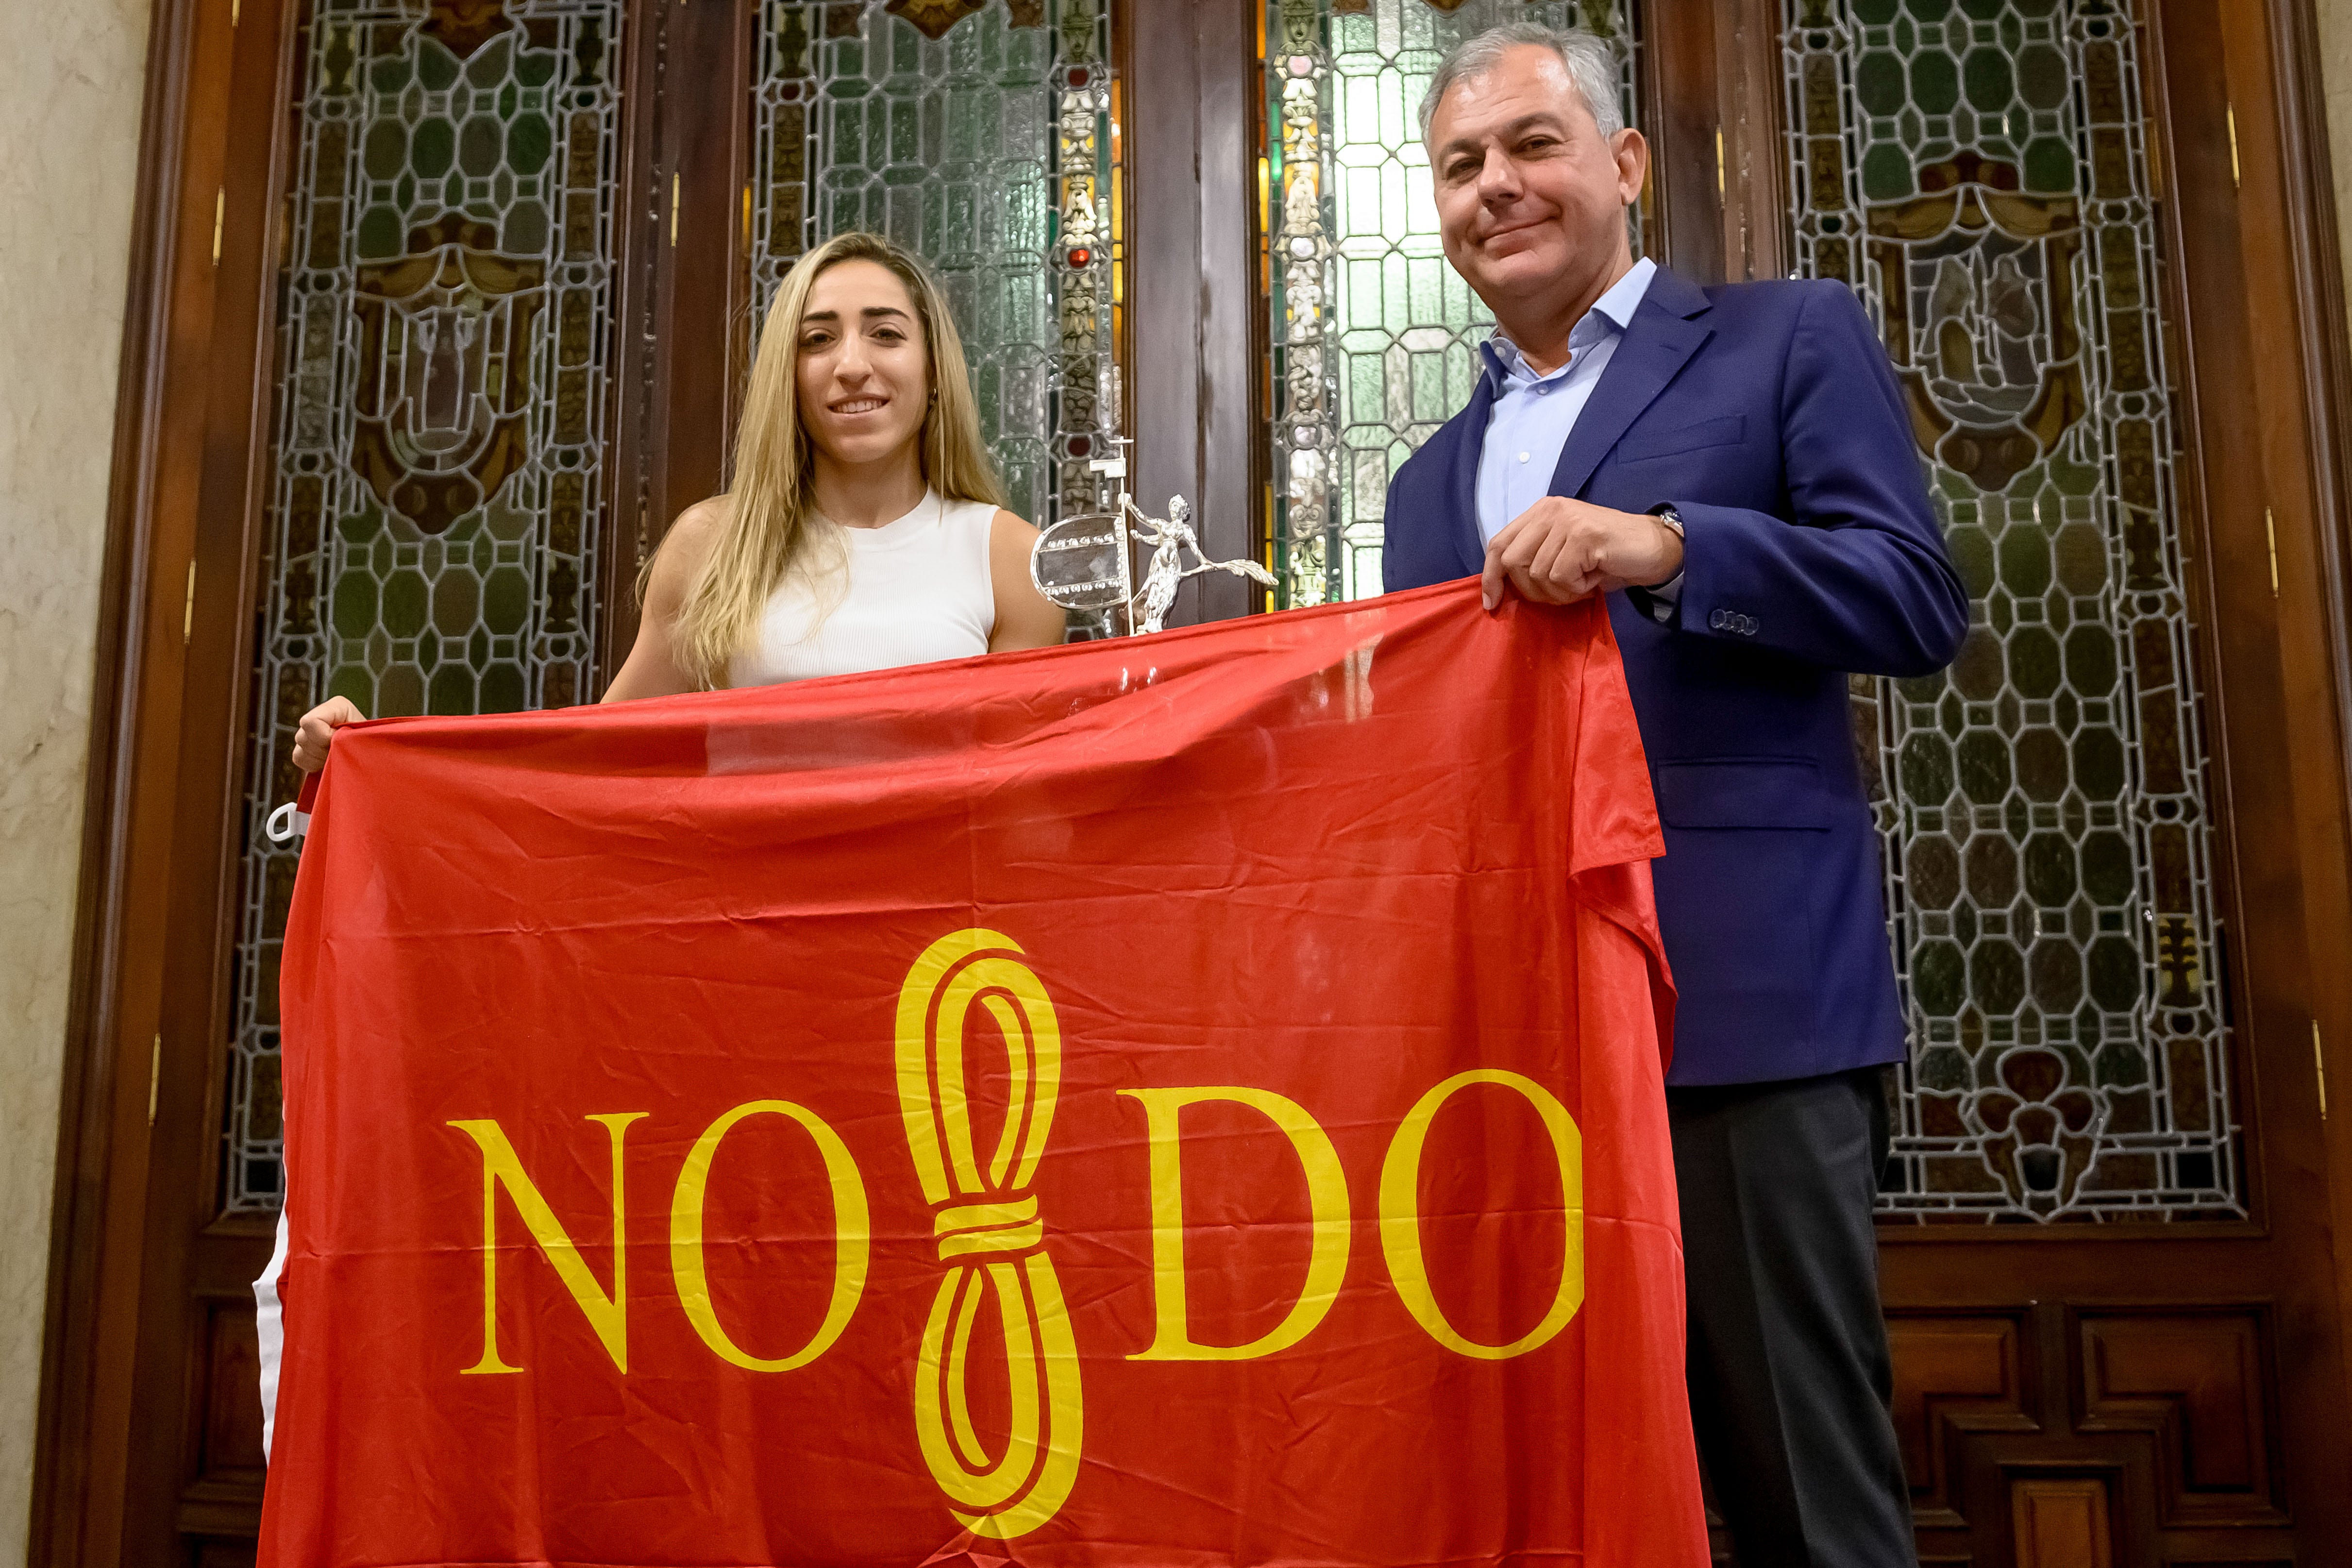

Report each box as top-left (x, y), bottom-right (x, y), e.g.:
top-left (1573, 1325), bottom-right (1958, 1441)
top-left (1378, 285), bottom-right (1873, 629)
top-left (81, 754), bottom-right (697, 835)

top-left (1444, 371), bottom-right (1496, 578)
top-left (1548, 267), bottom-right (1715, 502)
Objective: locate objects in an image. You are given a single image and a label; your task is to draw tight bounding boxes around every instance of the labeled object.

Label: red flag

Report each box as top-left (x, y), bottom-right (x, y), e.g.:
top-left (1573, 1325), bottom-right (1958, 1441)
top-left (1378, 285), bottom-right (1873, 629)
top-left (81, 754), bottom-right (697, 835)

top-left (264, 579), bottom-right (1705, 1568)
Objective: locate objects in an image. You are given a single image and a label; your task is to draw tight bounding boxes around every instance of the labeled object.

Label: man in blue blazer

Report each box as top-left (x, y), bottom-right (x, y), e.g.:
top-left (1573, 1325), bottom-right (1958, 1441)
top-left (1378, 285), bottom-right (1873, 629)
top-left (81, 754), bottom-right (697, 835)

top-left (1385, 24), bottom-right (1969, 1568)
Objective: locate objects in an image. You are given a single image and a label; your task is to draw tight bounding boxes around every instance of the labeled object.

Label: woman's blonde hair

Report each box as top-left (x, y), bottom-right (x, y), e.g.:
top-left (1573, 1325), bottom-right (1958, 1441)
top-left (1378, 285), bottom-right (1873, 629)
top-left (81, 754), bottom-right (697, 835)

top-left (667, 231), bottom-right (1006, 688)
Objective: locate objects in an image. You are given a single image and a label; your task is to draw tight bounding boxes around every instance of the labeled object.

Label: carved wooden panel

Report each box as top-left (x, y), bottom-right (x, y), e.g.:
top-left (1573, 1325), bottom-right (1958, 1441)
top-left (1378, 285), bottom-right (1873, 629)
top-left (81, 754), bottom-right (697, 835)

top-left (2077, 1310), bottom-right (2285, 1528)
top-left (1889, 1312), bottom-right (2038, 1528)
top-left (197, 1302), bottom-right (268, 1487)
top-left (1881, 1303), bottom-right (2298, 1566)
top-left (2012, 1477), bottom-right (2114, 1568)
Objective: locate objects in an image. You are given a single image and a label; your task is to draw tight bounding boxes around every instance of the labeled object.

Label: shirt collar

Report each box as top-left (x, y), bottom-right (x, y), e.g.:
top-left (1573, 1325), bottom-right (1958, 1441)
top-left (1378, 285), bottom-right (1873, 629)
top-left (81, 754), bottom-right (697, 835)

top-left (1481, 255), bottom-right (1659, 388)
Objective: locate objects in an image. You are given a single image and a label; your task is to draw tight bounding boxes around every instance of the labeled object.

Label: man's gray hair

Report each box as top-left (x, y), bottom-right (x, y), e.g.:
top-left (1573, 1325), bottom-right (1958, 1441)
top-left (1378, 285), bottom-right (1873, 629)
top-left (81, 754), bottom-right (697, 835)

top-left (1418, 22), bottom-right (1625, 147)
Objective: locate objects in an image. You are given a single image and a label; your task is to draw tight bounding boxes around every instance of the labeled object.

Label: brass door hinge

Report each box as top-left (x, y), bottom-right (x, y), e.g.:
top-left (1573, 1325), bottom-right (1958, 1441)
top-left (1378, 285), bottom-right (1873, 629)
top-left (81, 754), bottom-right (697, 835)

top-left (2226, 103), bottom-right (2241, 188)
top-left (148, 1034), bottom-right (162, 1125)
top-left (2316, 1022), bottom-right (2330, 1120)
top-left (183, 559), bottom-right (197, 644)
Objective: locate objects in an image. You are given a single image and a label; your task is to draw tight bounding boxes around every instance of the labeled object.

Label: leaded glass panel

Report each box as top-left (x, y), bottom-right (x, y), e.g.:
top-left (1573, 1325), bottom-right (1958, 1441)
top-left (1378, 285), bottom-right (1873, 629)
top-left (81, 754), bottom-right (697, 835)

top-left (227, 0), bottom-right (625, 1212)
top-left (1781, 0), bottom-right (2236, 1221)
top-left (752, 0), bottom-right (1121, 589)
top-left (1263, 0), bottom-right (1641, 609)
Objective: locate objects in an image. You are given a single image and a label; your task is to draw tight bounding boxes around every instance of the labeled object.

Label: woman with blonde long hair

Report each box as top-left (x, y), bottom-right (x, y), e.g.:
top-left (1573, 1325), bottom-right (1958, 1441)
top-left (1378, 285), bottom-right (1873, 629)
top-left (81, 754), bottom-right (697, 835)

top-left (288, 230), bottom-right (1065, 771)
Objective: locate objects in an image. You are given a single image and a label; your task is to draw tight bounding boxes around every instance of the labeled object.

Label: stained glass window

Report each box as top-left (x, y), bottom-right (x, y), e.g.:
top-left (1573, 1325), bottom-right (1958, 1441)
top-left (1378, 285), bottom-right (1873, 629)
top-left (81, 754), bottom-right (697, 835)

top-left (227, 0), bottom-right (625, 1212)
top-left (1782, 0), bottom-right (2237, 1221)
top-left (1262, 0), bottom-right (1641, 609)
top-left (751, 0), bottom-right (1122, 603)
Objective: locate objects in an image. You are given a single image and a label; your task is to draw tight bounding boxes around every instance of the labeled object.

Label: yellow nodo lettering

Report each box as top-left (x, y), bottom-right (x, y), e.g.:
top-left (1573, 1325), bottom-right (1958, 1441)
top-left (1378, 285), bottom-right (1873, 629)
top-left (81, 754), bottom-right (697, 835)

top-left (1378, 1070), bottom-right (1584, 1360)
top-left (669, 1099), bottom-right (871, 1373)
top-left (1119, 1086), bottom-right (1352, 1362)
top-left (447, 1112), bottom-right (647, 1375)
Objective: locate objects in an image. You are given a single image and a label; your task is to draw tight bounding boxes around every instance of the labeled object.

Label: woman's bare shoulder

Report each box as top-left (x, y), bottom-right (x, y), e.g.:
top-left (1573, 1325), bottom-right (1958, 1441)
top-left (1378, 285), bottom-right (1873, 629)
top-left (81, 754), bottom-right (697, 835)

top-left (668, 496), bottom-right (731, 552)
top-left (653, 497), bottom-right (729, 575)
top-left (989, 507), bottom-right (1040, 546)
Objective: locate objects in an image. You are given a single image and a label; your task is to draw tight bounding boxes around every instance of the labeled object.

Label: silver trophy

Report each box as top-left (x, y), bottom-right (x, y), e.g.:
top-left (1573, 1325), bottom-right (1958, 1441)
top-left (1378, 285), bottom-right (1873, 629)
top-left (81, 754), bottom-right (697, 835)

top-left (1029, 401), bottom-right (1274, 637)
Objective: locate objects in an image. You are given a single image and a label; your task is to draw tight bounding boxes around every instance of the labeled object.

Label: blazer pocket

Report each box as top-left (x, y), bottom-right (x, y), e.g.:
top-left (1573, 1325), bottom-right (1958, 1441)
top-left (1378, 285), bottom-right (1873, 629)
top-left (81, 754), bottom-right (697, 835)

top-left (1656, 759), bottom-right (1835, 830)
top-left (1615, 414), bottom-right (1746, 464)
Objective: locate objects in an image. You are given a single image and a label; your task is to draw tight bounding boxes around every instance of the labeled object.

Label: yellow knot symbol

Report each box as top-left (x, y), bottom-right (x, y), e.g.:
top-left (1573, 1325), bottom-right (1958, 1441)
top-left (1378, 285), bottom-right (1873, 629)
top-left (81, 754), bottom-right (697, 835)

top-left (896, 929), bottom-right (1083, 1538)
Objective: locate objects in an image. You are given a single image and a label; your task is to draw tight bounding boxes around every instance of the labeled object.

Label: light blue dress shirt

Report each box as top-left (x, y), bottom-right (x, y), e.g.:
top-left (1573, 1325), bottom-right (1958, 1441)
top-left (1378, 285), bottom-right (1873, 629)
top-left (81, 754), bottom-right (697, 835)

top-left (1474, 256), bottom-right (1681, 612)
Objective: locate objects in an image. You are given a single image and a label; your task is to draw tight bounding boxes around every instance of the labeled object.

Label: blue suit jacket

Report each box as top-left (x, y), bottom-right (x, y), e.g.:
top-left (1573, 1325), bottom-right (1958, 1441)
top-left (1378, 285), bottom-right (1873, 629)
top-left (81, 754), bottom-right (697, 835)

top-left (1383, 266), bottom-right (1969, 1086)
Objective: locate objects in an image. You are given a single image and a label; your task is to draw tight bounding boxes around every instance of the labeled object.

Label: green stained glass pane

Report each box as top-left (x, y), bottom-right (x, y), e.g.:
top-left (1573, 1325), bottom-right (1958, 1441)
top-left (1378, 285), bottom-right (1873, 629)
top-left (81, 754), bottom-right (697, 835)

top-left (381, 568), bottom-right (427, 636)
top-left (2031, 941), bottom-right (2083, 1010)
top-left (2016, 728), bottom-right (2067, 800)
top-left (1909, 50), bottom-right (1959, 113)
top-left (1909, 836), bottom-right (1961, 907)
top-left (356, 204), bottom-right (402, 257)
top-left (412, 116), bottom-right (455, 176)
top-left (2007, 626), bottom-right (2061, 697)
top-left (2081, 830), bottom-right (2134, 904)
top-left (2086, 937), bottom-right (2140, 1010)
top-left (1998, 523), bottom-right (2051, 594)
top-left (1857, 52), bottom-right (1906, 116)
top-left (417, 36), bottom-right (460, 89)
top-left (331, 569), bottom-right (379, 637)
top-left (483, 663), bottom-right (527, 714)
top-left (1963, 48), bottom-right (2013, 112)
top-left (2064, 623), bottom-right (2117, 692)
top-left (365, 120), bottom-right (405, 178)
top-left (1965, 836), bottom-right (2018, 905)
top-left (2018, 42), bottom-right (2067, 106)
top-left (1786, 0), bottom-right (2234, 1220)
top-left (1957, 729), bottom-right (2012, 803)
top-left (2023, 832), bottom-right (2076, 905)
top-left (1900, 732), bottom-right (1955, 800)
top-left (1915, 940), bottom-right (1966, 1015)
top-left (1971, 941), bottom-right (2026, 1012)
top-left (428, 664), bottom-right (475, 715)
top-left (483, 566), bottom-right (531, 634)
top-left (2072, 727), bottom-right (2125, 797)
top-left (2023, 135), bottom-right (2073, 192)
top-left (1862, 143), bottom-right (1913, 201)
top-left (459, 114), bottom-right (503, 174)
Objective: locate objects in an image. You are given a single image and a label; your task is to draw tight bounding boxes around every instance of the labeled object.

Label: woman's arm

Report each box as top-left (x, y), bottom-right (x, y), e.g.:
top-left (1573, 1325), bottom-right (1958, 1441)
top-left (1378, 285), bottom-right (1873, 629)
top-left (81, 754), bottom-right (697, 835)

top-left (600, 500), bottom-right (727, 701)
top-left (987, 508), bottom-right (1068, 652)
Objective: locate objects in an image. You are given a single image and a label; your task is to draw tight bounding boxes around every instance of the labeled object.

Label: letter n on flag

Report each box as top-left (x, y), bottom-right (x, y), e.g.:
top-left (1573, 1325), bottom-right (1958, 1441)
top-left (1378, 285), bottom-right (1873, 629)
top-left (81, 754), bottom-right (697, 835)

top-left (264, 580), bottom-right (1709, 1568)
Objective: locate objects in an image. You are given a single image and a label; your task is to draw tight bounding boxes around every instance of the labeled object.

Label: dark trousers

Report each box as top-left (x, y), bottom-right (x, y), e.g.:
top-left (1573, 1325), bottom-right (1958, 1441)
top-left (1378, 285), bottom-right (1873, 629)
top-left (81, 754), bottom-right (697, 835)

top-left (1667, 1066), bottom-right (1917, 1568)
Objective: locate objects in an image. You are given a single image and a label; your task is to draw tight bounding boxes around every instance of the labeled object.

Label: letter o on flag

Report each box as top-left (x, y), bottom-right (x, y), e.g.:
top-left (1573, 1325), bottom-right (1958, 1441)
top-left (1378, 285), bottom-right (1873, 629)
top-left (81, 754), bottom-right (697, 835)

top-left (1378, 1070), bottom-right (1584, 1360)
top-left (670, 1099), bottom-right (872, 1372)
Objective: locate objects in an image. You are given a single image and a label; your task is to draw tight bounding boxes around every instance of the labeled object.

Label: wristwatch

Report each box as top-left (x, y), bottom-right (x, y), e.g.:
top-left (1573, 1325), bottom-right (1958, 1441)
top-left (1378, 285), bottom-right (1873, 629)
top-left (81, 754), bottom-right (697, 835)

top-left (1643, 504), bottom-right (1685, 590)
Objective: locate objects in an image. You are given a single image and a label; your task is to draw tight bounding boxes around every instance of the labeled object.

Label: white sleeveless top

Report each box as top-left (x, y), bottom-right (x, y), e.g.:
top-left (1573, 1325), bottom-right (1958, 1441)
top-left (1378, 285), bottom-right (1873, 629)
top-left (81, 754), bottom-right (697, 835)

top-left (727, 491), bottom-right (998, 688)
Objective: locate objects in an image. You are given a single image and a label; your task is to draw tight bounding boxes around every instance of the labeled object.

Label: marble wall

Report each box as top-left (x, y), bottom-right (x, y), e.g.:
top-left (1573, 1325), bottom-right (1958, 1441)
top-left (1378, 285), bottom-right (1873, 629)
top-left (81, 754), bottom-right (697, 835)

top-left (2321, 1), bottom-right (2352, 336)
top-left (0, 0), bottom-right (151, 1558)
